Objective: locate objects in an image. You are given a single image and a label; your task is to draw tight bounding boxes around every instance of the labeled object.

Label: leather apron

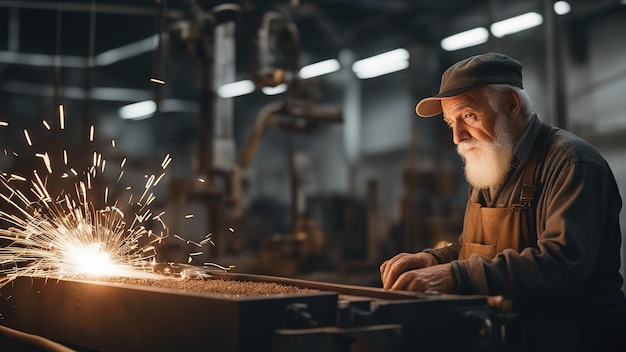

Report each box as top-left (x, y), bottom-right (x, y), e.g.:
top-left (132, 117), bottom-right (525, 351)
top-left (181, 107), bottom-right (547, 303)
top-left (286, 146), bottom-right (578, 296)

top-left (456, 124), bottom-right (582, 352)
top-left (459, 124), bottom-right (552, 260)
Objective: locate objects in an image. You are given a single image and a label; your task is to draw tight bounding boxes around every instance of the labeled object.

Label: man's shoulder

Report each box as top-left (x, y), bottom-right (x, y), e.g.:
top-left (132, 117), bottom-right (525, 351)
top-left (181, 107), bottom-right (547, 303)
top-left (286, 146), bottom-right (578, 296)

top-left (547, 128), bottom-right (608, 166)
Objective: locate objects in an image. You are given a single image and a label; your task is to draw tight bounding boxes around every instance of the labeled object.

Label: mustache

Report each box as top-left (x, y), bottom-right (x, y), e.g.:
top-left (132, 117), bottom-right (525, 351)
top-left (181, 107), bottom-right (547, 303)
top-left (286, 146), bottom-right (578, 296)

top-left (457, 139), bottom-right (487, 156)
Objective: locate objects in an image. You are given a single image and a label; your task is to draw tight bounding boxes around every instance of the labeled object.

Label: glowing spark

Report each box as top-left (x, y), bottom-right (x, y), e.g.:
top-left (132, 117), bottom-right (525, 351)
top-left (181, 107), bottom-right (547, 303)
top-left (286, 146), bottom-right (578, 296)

top-left (59, 105), bottom-right (65, 129)
top-left (184, 214), bottom-right (194, 219)
top-left (36, 152), bottom-right (53, 174)
top-left (229, 227), bottom-right (235, 233)
top-left (174, 235), bottom-right (185, 242)
top-left (145, 193), bottom-right (156, 206)
top-left (90, 125), bottom-right (94, 142)
top-left (62, 173), bottom-right (69, 179)
top-left (117, 170), bottom-right (124, 182)
top-left (203, 263), bottom-right (232, 271)
top-left (189, 252), bottom-right (202, 256)
top-left (105, 187), bottom-right (109, 204)
top-left (0, 121), bottom-right (8, 126)
top-left (111, 139), bottom-right (116, 148)
top-left (42, 120), bottom-right (51, 130)
top-left (154, 172), bottom-right (165, 186)
top-left (161, 154), bottom-right (172, 169)
top-left (63, 150), bottom-right (68, 165)
top-left (93, 152), bottom-right (97, 167)
top-left (23, 129), bottom-right (32, 146)
top-left (121, 158), bottom-right (127, 168)
top-left (102, 159), bottom-right (106, 172)
top-left (70, 168), bottom-right (78, 176)
top-left (150, 78), bottom-right (165, 85)
top-left (198, 178), bottom-right (205, 183)
top-left (9, 174), bottom-right (26, 182)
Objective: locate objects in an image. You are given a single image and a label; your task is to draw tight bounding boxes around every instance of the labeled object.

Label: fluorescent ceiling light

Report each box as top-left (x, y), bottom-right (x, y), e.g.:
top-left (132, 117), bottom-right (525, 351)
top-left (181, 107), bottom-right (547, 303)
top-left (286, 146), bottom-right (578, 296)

top-left (118, 99), bottom-right (197, 120)
top-left (354, 60), bottom-right (409, 79)
top-left (119, 100), bottom-right (156, 120)
top-left (95, 35), bottom-right (158, 66)
top-left (352, 48), bottom-right (409, 79)
top-left (0, 34), bottom-right (158, 68)
top-left (553, 1), bottom-right (571, 15)
top-left (491, 12), bottom-right (543, 38)
top-left (0, 51), bottom-right (85, 68)
top-left (299, 59), bottom-right (341, 79)
top-left (441, 27), bottom-right (489, 51)
top-left (262, 83), bottom-right (287, 95)
top-left (217, 80), bottom-right (255, 98)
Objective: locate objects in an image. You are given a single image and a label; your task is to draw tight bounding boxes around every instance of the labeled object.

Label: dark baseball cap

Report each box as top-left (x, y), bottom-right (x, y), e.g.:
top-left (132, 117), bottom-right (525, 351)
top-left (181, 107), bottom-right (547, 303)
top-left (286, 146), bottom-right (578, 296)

top-left (415, 52), bottom-right (523, 117)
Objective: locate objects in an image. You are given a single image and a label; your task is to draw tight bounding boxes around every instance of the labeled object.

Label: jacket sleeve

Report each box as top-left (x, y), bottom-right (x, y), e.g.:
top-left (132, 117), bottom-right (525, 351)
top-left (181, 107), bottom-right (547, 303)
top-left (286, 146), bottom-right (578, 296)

top-left (451, 142), bottom-right (622, 302)
top-left (423, 242), bottom-right (461, 264)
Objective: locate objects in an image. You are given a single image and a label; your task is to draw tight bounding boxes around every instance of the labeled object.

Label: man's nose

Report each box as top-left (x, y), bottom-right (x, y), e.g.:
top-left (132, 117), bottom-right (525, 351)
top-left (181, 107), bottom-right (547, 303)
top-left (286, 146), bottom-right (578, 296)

top-left (452, 124), bottom-right (470, 145)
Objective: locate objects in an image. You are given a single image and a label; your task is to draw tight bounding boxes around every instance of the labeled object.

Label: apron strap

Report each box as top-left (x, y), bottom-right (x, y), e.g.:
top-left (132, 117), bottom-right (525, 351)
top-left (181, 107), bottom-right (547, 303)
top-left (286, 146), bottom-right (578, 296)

top-left (516, 123), bottom-right (554, 208)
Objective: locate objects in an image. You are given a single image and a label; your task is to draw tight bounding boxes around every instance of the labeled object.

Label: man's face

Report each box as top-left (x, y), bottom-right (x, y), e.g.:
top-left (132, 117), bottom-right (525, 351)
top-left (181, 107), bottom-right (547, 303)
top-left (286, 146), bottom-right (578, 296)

top-left (441, 88), bottom-right (515, 189)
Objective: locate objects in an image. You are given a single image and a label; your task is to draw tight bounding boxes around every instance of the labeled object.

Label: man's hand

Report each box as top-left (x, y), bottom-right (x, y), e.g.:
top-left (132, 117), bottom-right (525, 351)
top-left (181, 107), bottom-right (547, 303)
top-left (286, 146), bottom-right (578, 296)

top-left (389, 263), bottom-right (456, 293)
top-left (380, 252), bottom-right (438, 289)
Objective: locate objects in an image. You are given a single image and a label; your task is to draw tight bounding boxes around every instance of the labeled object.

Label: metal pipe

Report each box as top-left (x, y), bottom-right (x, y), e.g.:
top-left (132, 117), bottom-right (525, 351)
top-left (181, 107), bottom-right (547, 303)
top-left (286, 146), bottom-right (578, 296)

top-left (0, 324), bottom-right (76, 352)
top-left (0, 0), bottom-right (185, 18)
top-left (237, 101), bottom-right (284, 170)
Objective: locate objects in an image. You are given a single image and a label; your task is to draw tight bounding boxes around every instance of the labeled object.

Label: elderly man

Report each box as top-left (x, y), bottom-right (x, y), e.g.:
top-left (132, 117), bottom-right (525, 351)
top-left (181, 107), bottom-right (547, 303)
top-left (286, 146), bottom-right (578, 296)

top-left (380, 52), bottom-right (626, 351)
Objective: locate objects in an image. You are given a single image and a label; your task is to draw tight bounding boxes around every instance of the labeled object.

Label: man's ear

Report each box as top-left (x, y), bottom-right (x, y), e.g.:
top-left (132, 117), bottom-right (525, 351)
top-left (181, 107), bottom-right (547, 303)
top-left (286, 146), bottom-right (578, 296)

top-left (507, 89), bottom-right (522, 115)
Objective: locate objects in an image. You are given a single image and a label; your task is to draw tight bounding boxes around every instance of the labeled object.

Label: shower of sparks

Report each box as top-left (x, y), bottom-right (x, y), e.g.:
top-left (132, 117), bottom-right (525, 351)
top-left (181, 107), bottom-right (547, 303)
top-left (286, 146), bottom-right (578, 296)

top-left (0, 172), bottom-right (167, 285)
top-left (0, 116), bottom-right (186, 287)
top-left (150, 78), bottom-right (165, 85)
top-left (0, 110), bottom-right (234, 287)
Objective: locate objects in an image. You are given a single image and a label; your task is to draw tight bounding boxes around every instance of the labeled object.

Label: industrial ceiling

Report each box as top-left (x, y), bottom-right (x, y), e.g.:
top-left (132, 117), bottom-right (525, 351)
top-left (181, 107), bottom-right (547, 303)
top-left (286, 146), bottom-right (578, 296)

top-left (0, 0), bottom-right (621, 156)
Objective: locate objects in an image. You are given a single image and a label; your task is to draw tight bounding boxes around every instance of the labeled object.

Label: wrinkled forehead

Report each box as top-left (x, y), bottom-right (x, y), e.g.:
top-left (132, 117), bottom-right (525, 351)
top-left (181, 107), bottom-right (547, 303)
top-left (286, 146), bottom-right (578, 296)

top-left (441, 90), bottom-right (485, 117)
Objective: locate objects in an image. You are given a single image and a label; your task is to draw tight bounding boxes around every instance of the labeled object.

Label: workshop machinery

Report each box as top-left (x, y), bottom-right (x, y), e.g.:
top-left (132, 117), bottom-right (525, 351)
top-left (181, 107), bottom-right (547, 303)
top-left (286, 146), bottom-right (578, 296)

top-left (0, 271), bottom-right (508, 352)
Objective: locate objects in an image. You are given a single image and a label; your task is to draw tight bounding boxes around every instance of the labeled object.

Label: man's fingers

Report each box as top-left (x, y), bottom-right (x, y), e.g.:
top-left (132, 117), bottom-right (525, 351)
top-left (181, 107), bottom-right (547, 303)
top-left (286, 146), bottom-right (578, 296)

top-left (382, 255), bottom-right (414, 289)
top-left (380, 253), bottom-right (408, 287)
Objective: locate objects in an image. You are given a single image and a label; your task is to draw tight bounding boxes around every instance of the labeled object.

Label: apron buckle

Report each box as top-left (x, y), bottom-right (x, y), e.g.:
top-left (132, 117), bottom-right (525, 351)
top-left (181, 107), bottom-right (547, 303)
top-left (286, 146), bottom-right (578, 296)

top-left (518, 184), bottom-right (536, 208)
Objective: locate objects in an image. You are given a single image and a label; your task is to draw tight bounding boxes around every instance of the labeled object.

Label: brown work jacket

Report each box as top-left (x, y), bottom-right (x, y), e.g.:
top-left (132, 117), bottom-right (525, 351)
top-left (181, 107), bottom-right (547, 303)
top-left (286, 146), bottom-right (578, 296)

top-left (425, 115), bottom-right (626, 351)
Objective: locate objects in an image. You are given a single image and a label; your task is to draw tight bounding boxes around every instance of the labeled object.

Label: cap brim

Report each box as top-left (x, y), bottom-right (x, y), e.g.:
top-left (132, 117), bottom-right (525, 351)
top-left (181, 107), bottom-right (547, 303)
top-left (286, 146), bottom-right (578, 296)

top-left (415, 86), bottom-right (481, 117)
top-left (415, 97), bottom-right (443, 117)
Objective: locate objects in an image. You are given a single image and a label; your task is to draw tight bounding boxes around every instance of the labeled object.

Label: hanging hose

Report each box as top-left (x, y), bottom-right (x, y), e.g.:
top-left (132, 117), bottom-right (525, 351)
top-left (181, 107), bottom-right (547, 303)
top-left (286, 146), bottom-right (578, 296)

top-left (0, 324), bottom-right (76, 352)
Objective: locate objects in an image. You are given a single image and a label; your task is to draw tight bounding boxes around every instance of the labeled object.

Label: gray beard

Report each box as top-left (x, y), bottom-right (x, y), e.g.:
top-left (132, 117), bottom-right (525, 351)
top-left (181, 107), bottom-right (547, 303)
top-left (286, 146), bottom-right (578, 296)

top-left (457, 116), bottom-right (514, 189)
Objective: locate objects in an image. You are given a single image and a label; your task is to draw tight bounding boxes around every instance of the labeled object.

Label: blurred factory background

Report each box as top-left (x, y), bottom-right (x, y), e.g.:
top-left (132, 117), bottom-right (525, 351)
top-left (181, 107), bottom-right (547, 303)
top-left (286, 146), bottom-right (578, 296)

top-left (0, 0), bottom-right (625, 288)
